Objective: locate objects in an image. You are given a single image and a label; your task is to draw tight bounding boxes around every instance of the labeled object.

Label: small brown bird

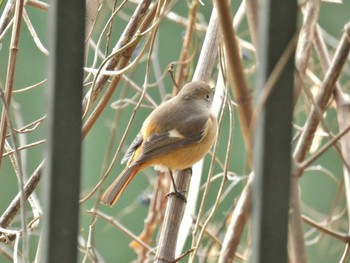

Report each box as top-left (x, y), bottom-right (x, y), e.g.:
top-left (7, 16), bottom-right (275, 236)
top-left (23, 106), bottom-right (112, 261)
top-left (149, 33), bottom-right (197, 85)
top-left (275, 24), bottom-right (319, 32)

top-left (101, 80), bottom-right (218, 206)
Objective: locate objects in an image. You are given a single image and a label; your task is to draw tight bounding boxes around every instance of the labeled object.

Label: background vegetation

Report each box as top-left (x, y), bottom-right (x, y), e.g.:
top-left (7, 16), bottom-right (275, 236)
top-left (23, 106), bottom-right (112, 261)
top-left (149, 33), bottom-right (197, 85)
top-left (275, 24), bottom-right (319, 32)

top-left (0, 0), bottom-right (350, 262)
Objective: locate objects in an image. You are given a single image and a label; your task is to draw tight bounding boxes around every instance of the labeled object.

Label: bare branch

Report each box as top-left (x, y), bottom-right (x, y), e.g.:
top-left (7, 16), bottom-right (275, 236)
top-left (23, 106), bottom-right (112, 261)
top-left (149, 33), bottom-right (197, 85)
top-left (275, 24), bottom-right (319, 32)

top-left (294, 21), bottom-right (350, 165)
top-left (215, 0), bottom-right (253, 160)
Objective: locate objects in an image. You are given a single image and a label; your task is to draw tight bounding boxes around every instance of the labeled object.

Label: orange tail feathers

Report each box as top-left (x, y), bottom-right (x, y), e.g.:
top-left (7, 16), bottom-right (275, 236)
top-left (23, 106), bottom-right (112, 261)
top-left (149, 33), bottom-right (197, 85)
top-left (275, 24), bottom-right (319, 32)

top-left (101, 165), bottom-right (139, 206)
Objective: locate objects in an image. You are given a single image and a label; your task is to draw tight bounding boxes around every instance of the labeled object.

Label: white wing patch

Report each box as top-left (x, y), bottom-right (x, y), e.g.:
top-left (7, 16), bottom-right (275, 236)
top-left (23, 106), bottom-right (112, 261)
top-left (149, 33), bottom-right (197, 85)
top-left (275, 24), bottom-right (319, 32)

top-left (168, 129), bottom-right (184, 138)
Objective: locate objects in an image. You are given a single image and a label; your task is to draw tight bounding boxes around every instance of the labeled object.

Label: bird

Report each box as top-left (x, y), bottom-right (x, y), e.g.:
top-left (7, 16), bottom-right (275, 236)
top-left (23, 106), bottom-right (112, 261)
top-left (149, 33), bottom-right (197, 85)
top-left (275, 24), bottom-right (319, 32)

top-left (101, 80), bottom-right (218, 206)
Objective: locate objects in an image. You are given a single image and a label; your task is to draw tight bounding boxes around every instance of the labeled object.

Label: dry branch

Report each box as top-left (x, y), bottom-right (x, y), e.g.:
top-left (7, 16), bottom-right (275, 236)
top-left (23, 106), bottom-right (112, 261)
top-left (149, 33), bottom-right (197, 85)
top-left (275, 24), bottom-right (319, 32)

top-left (213, 1), bottom-right (254, 261)
top-left (0, 0), bottom-right (349, 261)
top-left (334, 44), bottom-right (350, 263)
top-left (313, 25), bottom-right (345, 101)
top-left (27, 0), bottom-right (49, 11)
top-left (218, 175), bottom-right (252, 263)
top-left (311, 20), bottom-right (350, 262)
top-left (82, 0), bottom-right (156, 138)
top-left (245, 0), bottom-right (258, 49)
top-left (294, 0), bottom-right (321, 101)
top-left (82, 0), bottom-right (151, 112)
top-left (294, 21), bottom-right (350, 165)
top-left (0, 161), bottom-right (43, 240)
top-left (173, 1), bottom-right (199, 90)
top-left (155, 169), bottom-right (192, 263)
top-left (302, 214), bottom-right (350, 243)
top-left (0, 0), bottom-right (17, 38)
top-left (87, 209), bottom-right (155, 255)
top-left (130, 172), bottom-right (168, 262)
top-left (215, 0), bottom-right (253, 160)
top-left (155, 5), bottom-right (220, 263)
top-left (0, 0), bottom-right (25, 169)
top-left (289, 19), bottom-right (350, 263)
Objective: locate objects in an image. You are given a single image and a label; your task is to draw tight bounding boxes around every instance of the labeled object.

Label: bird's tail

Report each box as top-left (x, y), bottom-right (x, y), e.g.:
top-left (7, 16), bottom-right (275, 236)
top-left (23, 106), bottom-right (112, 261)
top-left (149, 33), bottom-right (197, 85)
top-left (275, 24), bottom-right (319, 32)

top-left (100, 165), bottom-right (139, 206)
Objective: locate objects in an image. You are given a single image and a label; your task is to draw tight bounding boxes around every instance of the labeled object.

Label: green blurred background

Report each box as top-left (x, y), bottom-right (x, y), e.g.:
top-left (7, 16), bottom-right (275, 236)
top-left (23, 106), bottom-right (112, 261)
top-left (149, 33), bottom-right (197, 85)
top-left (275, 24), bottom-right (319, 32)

top-left (0, 0), bottom-right (350, 262)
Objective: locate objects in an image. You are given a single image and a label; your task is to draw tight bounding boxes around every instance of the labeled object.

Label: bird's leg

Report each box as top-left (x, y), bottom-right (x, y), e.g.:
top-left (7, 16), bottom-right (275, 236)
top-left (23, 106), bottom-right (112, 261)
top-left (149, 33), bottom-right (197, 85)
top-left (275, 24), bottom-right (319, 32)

top-left (166, 169), bottom-right (187, 203)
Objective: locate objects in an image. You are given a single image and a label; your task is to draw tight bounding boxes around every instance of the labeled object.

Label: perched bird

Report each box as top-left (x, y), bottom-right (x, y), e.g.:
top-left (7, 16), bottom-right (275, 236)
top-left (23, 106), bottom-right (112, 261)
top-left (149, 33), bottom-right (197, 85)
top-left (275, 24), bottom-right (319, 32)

top-left (101, 80), bottom-right (218, 206)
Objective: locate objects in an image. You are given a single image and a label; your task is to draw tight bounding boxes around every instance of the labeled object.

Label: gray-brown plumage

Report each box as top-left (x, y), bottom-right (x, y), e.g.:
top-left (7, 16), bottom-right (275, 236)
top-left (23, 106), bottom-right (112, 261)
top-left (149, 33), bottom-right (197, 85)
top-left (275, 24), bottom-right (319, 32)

top-left (101, 80), bottom-right (218, 206)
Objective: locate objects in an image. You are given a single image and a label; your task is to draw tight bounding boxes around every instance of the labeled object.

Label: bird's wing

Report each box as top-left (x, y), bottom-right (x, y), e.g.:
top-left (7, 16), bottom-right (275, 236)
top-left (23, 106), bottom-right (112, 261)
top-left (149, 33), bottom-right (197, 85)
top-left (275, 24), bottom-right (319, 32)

top-left (121, 133), bottom-right (143, 164)
top-left (134, 113), bottom-right (209, 165)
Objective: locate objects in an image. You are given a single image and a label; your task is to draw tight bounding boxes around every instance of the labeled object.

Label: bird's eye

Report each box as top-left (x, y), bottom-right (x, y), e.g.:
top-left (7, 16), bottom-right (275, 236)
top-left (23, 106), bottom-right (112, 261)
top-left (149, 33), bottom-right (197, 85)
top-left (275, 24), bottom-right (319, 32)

top-left (205, 94), bottom-right (210, 100)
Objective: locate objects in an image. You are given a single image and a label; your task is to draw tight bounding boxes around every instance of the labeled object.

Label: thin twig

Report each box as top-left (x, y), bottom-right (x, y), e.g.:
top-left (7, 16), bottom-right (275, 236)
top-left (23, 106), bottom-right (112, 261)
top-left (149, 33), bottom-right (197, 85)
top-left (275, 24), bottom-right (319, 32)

top-left (294, 0), bottom-right (321, 102)
top-left (298, 123), bottom-right (350, 171)
top-left (84, 0), bottom-right (125, 83)
top-left (82, 0), bottom-right (158, 138)
top-left (122, 2), bottom-right (164, 258)
top-left (0, 1), bottom-right (28, 261)
top-left (173, 0), bottom-right (199, 90)
top-left (219, 175), bottom-right (252, 263)
top-left (314, 25), bottom-right (345, 101)
top-left (0, 227), bottom-right (21, 262)
top-left (2, 139), bottom-right (46, 157)
top-left (245, 0), bottom-right (258, 49)
top-left (293, 20), bottom-right (350, 165)
top-left (301, 214), bottom-right (350, 243)
top-left (189, 89), bottom-right (226, 262)
top-left (0, 0), bottom-right (25, 169)
top-left (87, 209), bottom-right (155, 254)
top-left (192, 89), bottom-right (233, 263)
top-left (340, 244), bottom-right (350, 263)
top-left (12, 115), bottom-right (46, 134)
top-left (22, 9), bottom-right (49, 55)
top-left (156, 5), bottom-right (221, 262)
top-left (0, 161), bottom-right (43, 230)
top-left (27, 0), bottom-right (48, 12)
top-left (130, 172), bottom-right (168, 261)
top-left (0, 0), bottom-right (16, 38)
top-left (288, 21), bottom-right (350, 259)
top-left (82, 0), bottom-right (152, 117)
top-left (13, 79), bottom-right (47, 93)
top-left (80, 2), bottom-right (171, 204)
top-left (104, 0), bottom-right (118, 56)
top-left (85, 0), bottom-right (101, 44)
top-left (176, 47), bottom-right (228, 256)
top-left (312, 22), bottom-right (350, 255)
top-left (215, 0), bottom-right (253, 160)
